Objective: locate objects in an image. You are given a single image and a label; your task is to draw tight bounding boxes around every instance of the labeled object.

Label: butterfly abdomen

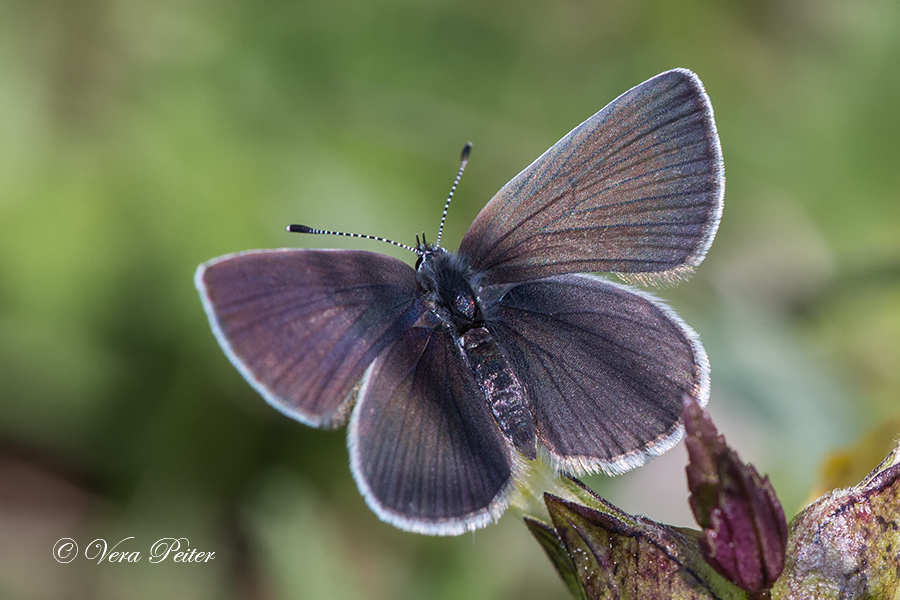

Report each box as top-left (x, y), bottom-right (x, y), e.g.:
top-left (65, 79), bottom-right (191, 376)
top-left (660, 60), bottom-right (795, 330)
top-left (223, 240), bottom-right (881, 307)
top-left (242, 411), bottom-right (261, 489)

top-left (462, 327), bottom-right (537, 459)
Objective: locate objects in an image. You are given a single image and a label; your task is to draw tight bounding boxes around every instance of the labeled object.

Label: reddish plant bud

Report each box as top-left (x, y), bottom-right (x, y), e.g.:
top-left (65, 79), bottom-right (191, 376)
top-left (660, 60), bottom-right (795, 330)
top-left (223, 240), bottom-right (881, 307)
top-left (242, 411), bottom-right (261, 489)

top-left (683, 395), bottom-right (788, 593)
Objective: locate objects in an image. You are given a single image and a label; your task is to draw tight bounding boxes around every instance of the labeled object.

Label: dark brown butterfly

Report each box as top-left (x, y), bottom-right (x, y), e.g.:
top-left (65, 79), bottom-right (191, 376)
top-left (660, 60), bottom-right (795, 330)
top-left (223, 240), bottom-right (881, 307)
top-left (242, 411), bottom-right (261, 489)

top-left (196, 69), bottom-right (724, 535)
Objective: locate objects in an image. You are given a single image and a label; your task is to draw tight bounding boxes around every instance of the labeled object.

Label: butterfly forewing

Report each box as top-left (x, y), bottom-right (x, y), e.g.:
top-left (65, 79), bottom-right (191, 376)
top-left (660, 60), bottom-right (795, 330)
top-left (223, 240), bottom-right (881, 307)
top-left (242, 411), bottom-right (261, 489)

top-left (459, 68), bottom-right (724, 285)
top-left (483, 274), bottom-right (709, 475)
top-left (196, 249), bottom-right (424, 428)
top-left (349, 319), bottom-right (517, 535)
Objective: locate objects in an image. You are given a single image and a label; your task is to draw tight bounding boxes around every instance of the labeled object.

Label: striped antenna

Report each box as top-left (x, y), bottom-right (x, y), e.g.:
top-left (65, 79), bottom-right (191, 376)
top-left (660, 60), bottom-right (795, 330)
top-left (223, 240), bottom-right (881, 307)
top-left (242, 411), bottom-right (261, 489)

top-left (287, 224), bottom-right (420, 254)
top-left (434, 142), bottom-right (472, 250)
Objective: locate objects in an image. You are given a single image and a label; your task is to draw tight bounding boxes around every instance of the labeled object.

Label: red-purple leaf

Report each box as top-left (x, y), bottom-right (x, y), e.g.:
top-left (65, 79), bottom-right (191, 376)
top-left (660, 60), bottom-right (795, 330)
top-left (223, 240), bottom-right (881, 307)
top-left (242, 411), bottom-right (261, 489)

top-left (683, 395), bottom-right (788, 592)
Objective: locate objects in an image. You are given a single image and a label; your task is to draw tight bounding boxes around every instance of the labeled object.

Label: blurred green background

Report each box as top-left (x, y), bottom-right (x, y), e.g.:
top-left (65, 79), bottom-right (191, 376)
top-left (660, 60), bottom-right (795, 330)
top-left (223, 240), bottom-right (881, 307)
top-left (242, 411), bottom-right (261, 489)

top-left (2, 1), bottom-right (899, 598)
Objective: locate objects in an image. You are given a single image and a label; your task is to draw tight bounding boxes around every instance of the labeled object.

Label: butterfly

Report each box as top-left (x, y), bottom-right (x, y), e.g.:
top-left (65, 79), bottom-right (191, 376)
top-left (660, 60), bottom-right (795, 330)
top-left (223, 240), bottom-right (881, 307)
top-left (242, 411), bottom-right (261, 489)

top-left (196, 68), bottom-right (724, 535)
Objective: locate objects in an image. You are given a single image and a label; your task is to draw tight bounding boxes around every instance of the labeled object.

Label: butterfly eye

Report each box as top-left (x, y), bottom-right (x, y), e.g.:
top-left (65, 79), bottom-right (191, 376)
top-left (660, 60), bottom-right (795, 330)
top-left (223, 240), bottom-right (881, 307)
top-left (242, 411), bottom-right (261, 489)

top-left (454, 293), bottom-right (476, 321)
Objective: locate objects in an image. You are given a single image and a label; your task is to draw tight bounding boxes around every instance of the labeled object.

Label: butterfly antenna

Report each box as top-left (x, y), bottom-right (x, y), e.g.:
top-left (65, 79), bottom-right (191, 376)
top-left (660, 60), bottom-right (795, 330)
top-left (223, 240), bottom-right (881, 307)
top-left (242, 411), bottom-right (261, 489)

top-left (434, 142), bottom-right (472, 249)
top-left (287, 224), bottom-right (421, 255)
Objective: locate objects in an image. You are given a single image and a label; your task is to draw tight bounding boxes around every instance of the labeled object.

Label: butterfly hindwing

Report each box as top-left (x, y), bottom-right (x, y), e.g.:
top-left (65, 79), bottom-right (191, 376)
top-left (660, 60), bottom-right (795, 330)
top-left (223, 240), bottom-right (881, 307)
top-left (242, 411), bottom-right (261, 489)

top-left (459, 68), bottom-right (723, 285)
top-left (349, 318), bottom-right (517, 535)
top-left (196, 249), bottom-right (423, 428)
top-left (483, 273), bottom-right (709, 475)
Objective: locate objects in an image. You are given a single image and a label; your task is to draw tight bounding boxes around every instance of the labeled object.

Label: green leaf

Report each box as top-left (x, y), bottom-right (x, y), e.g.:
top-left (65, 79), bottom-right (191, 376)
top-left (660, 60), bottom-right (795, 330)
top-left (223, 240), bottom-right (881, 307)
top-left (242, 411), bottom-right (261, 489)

top-left (524, 517), bottom-right (588, 600)
top-left (533, 481), bottom-right (748, 600)
top-left (773, 443), bottom-right (900, 599)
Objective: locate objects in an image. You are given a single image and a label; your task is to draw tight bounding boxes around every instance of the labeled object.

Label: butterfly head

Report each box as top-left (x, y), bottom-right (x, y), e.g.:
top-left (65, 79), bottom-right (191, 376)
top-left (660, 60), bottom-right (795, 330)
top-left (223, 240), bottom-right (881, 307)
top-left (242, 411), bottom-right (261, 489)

top-left (415, 245), bottom-right (484, 334)
top-left (414, 233), bottom-right (435, 270)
